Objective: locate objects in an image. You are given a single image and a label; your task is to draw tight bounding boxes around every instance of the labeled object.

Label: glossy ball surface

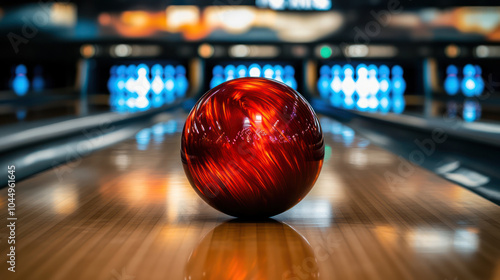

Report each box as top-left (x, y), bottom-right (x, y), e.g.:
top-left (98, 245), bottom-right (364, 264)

top-left (181, 78), bottom-right (324, 217)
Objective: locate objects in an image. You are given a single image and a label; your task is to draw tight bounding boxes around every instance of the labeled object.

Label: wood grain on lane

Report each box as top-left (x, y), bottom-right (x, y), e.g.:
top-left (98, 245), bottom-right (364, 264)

top-left (0, 113), bottom-right (499, 280)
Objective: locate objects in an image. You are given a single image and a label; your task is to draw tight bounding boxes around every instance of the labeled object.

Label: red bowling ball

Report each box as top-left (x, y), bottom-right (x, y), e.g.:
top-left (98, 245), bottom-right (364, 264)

top-left (181, 78), bottom-right (324, 217)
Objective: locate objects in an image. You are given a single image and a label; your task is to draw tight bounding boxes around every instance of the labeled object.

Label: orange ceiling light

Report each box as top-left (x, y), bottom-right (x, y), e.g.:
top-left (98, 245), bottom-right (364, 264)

top-left (113, 11), bottom-right (167, 37)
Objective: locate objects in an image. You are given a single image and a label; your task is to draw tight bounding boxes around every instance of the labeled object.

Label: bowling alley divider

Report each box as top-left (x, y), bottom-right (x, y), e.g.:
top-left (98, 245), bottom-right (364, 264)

top-left (0, 99), bottom-right (186, 186)
top-left (312, 99), bottom-right (500, 205)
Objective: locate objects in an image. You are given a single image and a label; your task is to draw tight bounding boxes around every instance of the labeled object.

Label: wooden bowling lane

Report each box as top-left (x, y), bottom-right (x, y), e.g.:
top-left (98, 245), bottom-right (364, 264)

top-left (1, 112), bottom-right (500, 280)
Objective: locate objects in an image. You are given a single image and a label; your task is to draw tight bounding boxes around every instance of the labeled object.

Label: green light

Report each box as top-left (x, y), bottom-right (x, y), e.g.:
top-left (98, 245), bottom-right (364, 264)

top-left (320, 46), bottom-right (332, 59)
top-left (324, 145), bottom-right (332, 161)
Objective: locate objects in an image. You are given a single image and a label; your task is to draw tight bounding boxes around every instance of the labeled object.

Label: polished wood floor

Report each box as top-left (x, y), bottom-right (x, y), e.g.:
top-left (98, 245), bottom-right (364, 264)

top-left (1, 112), bottom-right (500, 280)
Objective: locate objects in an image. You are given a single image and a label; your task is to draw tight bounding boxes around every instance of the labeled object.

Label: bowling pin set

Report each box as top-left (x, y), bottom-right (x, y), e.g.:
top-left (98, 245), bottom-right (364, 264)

top-left (317, 64), bottom-right (406, 114)
top-left (444, 64), bottom-right (484, 97)
top-left (210, 63), bottom-right (298, 90)
top-left (107, 64), bottom-right (189, 112)
top-left (10, 64), bottom-right (45, 96)
top-left (443, 64), bottom-right (485, 122)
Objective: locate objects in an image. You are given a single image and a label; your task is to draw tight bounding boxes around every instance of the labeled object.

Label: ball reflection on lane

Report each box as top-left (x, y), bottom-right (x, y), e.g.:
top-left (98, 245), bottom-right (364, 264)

top-left (185, 219), bottom-right (319, 280)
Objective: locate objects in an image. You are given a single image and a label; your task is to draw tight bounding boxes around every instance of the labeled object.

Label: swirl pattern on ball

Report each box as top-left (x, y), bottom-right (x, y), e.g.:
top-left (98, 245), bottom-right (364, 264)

top-left (181, 78), bottom-right (324, 217)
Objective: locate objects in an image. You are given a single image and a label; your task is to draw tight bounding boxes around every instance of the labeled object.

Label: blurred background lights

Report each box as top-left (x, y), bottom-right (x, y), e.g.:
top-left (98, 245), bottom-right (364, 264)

top-left (12, 64), bottom-right (30, 96)
top-left (113, 44), bottom-right (132, 57)
top-left (445, 44), bottom-right (460, 58)
top-left (345, 45), bottom-right (369, 57)
top-left (319, 45), bottom-right (333, 59)
top-left (198, 43), bottom-right (214, 58)
top-left (50, 3), bottom-right (77, 27)
top-left (80, 44), bottom-right (96, 58)
top-left (218, 7), bottom-right (256, 33)
top-left (166, 6), bottom-right (200, 32)
top-left (230, 45), bottom-right (251, 58)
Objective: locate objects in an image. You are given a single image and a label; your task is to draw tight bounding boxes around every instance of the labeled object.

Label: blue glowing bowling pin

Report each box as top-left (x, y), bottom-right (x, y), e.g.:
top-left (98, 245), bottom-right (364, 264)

top-left (356, 97), bottom-right (369, 111)
top-left (124, 65), bottom-right (137, 110)
top-left (474, 65), bottom-right (484, 96)
top-left (283, 65), bottom-right (297, 90)
top-left (392, 95), bottom-right (405, 114)
top-left (224, 65), bottom-right (236, 81)
top-left (444, 65), bottom-right (460, 96)
top-left (263, 64), bottom-right (274, 79)
top-left (12, 64), bottom-right (30, 96)
top-left (330, 65), bottom-right (342, 107)
top-left (116, 65), bottom-right (127, 95)
top-left (210, 65), bottom-right (225, 88)
top-left (367, 94), bottom-right (379, 113)
top-left (175, 65), bottom-right (188, 98)
top-left (317, 65), bottom-right (331, 99)
top-left (135, 95), bottom-right (150, 111)
top-left (248, 64), bottom-right (262, 77)
top-left (135, 64), bottom-right (151, 110)
top-left (274, 65), bottom-right (284, 83)
top-left (164, 65), bottom-right (176, 103)
top-left (114, 65), bottom-right (127, 111)
top-left (342, 65), bottom-right (356, 109)
top-left (355, 64), bottom-right (369, 98)
top-left (379, 96), bottom-right (391, 114)
top-left (367, 65), bottom-right (380, 112)
top-left (110, 67), bottom-right (122, 111)
top-left (391, 65), bottom-right (406, 96)
top-left (236, 65), bottom-right (247, 78)
top-left (32, 65), bottom-right (45, 92)
top-left (367, 65), bottom-right (380, 96)
top-left (125, 64), bottom-right (137, 95)
top-left (378, 65), bottom-right (391, 97)
top-left (461, 64), bottom-right (476, 97)
top-left (355, 64), bottom-right (370, 111)
top-left (463, 100), bottom-right (479, 122)
top-left (151, 64), bottom-right (165, 108)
